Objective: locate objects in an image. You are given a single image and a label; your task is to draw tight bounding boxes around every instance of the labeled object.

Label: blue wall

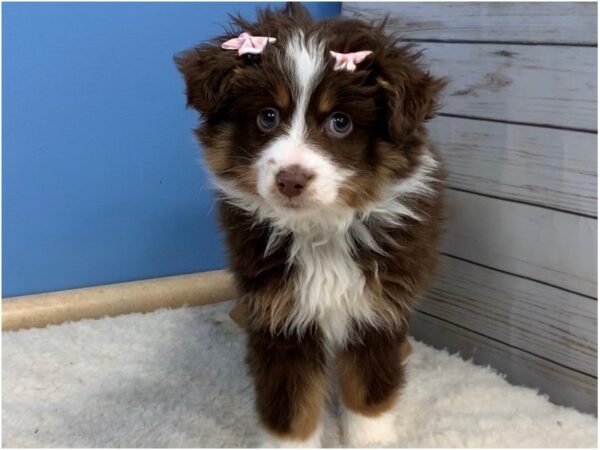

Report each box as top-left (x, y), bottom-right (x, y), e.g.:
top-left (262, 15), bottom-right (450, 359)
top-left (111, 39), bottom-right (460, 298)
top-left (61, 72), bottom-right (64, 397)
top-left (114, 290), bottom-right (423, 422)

top-left (3, 2), bottom-right (341, 297)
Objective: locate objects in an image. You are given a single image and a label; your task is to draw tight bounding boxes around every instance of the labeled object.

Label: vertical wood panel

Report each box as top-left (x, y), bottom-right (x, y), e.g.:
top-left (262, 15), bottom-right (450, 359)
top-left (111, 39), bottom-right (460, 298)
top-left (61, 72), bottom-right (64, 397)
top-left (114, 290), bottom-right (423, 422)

top-left (442, 190), bottom-right (597, 298)
top-left (342, 3), bottom-right (598, 44)
top-left (428, 116), bottom-right (597, 216)
top-left (411, 313), bottom-right (598, 415)
top-left (421, 43), bottom-right (597, 130)
top-left (420, 256), bottom-right (597, 375)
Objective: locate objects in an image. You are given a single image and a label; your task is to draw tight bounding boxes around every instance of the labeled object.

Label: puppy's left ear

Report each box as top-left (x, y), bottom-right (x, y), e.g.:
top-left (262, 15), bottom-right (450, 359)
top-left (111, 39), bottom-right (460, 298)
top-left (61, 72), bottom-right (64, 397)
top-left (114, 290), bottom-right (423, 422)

top-left (377, 48), bottom-right (446, 142)
top-left (175, 44), bottom-right (240, 116)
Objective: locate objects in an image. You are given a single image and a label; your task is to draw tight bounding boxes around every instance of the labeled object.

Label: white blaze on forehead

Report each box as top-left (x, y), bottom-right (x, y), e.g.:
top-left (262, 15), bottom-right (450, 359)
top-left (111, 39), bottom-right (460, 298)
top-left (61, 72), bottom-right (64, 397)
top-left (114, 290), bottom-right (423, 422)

top-left (284, 31), bottom-right (325, 140)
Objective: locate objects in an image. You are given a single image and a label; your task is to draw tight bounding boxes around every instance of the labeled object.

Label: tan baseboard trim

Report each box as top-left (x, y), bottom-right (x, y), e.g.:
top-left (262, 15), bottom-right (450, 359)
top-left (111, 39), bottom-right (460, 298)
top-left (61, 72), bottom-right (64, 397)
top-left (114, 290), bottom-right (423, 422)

top-left (2, 270), bottom-right (238, 332)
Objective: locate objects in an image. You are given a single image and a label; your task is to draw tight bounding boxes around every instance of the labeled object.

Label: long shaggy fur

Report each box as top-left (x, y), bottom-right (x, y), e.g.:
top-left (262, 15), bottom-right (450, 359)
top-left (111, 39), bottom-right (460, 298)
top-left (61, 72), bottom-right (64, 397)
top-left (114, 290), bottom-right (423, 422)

top-left (176, 3), bottom-right (446, 446)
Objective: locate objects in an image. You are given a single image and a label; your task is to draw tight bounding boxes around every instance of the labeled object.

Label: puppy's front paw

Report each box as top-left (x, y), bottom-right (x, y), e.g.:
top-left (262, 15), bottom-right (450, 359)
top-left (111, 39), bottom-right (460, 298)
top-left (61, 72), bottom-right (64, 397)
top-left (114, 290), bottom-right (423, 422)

top-left (341, 409), bottom-right (398, 447)
top-left (258, 425), bottom-right (322, 448)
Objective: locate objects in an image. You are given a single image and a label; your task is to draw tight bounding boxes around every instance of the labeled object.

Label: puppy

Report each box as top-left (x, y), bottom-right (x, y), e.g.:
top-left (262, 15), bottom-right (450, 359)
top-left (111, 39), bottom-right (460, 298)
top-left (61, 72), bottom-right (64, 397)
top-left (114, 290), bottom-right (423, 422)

top-left (176, 4), bottom-right (445, 447)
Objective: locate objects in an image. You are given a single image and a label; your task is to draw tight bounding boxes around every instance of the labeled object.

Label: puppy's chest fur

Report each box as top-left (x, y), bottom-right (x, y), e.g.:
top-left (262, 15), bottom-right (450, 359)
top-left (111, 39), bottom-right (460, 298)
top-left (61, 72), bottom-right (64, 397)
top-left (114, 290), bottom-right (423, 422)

top-left (287, 229), bottom-right (375, 348)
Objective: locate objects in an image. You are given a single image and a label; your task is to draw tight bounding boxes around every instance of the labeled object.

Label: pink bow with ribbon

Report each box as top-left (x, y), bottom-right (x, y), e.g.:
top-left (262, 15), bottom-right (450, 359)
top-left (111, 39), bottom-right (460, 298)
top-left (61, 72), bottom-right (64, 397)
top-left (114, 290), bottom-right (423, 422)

top-left (221, 32), bottom-right (277, 56)
top-left (330, 50), bottom-right (373, 72)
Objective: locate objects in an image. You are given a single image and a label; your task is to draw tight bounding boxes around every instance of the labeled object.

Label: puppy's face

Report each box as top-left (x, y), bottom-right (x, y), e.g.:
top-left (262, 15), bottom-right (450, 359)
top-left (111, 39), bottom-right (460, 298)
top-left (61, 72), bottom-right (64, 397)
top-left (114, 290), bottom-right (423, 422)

top-left (176, 7), bottom-right (443, 221)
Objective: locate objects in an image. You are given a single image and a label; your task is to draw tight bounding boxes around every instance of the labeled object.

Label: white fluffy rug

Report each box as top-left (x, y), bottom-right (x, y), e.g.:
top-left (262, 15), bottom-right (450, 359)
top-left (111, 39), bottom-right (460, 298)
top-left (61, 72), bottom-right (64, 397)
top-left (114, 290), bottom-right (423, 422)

top-left (2, 301), bottom-right (597, 448)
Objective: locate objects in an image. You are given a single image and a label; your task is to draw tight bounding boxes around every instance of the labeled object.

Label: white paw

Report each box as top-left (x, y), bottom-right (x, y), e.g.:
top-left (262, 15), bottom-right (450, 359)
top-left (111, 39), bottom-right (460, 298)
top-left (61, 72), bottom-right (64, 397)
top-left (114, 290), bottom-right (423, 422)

top-left (258, 424), bottom-right (322, 448)
top-left (341, 409), bottom-right (398, 447)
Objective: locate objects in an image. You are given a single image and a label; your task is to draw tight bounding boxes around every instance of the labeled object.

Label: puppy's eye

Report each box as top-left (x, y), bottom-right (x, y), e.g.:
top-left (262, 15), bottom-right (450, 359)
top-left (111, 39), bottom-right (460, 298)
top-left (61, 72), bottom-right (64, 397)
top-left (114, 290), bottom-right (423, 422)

top-left (257, 108), bottom-right (280, 133)
top-left (327, 112), bottom-right (353, 138)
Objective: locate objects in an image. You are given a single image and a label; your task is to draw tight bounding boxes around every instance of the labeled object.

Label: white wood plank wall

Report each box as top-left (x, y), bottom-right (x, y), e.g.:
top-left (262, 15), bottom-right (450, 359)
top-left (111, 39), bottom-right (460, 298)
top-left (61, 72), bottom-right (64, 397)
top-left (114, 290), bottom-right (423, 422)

top-left (343, 2), bottom-right (597, 414)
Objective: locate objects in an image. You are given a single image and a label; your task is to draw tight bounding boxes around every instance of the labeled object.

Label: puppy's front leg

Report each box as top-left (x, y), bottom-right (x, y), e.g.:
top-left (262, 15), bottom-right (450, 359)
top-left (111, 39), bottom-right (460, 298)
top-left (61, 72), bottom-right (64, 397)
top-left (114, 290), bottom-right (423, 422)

top-left (247, 326), bottom-right (327, 447)
top-left (336, 327), bottom-right (406, 447)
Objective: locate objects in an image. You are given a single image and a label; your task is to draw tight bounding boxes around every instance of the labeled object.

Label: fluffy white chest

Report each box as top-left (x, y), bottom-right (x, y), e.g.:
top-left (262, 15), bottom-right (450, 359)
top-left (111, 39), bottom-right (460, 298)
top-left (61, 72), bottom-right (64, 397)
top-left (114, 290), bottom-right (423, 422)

top-left (288, 231), bottom-right (375, 348)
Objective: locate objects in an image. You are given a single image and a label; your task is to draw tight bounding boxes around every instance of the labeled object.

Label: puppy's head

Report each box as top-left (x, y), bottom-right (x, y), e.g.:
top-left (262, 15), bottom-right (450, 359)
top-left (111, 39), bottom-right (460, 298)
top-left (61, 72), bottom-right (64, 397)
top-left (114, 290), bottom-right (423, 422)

top-left (176, 4), bottom-right (444, 224)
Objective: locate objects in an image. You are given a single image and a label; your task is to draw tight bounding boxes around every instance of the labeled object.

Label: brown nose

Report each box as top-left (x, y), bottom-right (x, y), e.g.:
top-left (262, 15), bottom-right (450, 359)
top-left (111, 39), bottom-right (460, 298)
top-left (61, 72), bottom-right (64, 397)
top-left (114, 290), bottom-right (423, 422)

top-left (276, 167), bottom-right (312, 198)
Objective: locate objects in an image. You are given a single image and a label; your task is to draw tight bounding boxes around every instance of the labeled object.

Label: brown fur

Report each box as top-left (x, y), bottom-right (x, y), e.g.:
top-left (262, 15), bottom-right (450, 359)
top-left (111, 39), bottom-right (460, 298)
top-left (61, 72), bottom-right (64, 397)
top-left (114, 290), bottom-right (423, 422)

top-left (336, 327), bottom-right (407, 416)
top-left (247, 326), bottom-right (328, 440)
top-left (176, 3), bottom-right (446, 443)
top-left (229, 301), bottom-right (248, 328)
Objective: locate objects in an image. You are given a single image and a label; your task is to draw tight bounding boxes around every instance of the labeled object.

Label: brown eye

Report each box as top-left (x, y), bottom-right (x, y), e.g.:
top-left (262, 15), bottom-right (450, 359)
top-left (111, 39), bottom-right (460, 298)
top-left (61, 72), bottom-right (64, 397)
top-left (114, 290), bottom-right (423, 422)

top-left (327, 112), bottom-right (353, 138)
top-left (257, 107), bottom-right (280, 132)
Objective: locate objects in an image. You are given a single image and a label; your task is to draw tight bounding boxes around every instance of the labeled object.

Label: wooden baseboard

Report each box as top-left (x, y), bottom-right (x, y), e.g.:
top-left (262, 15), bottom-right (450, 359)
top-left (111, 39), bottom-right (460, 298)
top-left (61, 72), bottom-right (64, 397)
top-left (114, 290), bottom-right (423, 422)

top-left (2, 270), bottom-right (238, 332)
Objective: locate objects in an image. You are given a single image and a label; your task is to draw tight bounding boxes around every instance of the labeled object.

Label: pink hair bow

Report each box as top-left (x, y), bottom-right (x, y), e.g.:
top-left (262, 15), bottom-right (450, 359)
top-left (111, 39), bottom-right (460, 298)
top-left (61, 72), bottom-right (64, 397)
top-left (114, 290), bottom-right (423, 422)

top-left (330, 50), bottom-right (373, 72)
top-left (221, 32), bottom-right (277, 56)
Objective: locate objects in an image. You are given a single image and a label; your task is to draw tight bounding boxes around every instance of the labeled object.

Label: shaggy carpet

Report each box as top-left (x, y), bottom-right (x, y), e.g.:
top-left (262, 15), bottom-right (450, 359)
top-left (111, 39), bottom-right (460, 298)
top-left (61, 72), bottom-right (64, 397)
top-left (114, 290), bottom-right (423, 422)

top-left (2, 301), bottom-right (597, 448)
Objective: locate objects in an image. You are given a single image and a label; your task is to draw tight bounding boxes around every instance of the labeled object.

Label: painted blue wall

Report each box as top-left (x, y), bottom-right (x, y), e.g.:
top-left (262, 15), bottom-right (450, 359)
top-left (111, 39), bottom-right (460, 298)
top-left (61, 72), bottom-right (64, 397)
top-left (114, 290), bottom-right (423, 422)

top-left (3, 2), bottom-right (341, 297)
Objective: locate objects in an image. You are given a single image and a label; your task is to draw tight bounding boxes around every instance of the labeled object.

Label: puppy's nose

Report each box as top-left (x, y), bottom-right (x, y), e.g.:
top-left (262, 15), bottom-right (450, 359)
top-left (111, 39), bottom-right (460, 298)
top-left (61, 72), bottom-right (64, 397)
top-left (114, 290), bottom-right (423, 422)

top-left (276, 167), bottom-right (313, 198)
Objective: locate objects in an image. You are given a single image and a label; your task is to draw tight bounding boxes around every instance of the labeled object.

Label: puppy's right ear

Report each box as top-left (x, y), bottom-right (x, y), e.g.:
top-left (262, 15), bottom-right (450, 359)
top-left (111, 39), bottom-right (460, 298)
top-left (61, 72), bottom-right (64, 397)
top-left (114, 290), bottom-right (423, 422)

top-left (174, 44), bottom-right (240, 115)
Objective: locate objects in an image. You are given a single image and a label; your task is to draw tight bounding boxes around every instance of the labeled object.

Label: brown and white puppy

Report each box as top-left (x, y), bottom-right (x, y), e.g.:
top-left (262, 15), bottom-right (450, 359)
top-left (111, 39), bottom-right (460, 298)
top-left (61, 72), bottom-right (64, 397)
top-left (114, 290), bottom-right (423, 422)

top-left (176, 4), bottom-right (445, 447)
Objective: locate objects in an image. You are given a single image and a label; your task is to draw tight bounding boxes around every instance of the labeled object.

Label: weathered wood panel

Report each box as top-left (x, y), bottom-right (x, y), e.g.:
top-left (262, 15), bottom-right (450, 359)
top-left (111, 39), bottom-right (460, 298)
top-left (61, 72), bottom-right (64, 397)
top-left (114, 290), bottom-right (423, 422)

top-left (422, 43), bottom-right (597, 130)
top-left (442, 190), bottom-right (597, 298)
top-left (410, 313), bottom-right (597, 414)
top-left (420, 255), bottom-right (597, 375)
top-left (428, 116), bottom-right (598, 216)
top-left (343, 2), bottom-right (598, 45)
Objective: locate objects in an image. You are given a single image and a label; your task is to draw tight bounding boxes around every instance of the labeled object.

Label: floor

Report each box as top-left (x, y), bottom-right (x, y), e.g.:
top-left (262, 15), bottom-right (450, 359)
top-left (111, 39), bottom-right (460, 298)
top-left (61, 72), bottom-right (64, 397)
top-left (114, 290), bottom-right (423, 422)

top-left (2, 301), bottom-right (597, 447)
